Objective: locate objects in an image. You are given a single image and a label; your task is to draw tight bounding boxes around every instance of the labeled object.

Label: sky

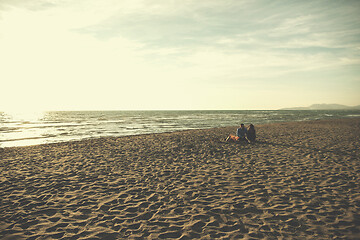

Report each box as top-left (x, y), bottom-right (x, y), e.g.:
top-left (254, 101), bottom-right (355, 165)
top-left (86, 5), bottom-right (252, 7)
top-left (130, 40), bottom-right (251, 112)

top-left (1, 0), bottom-right (360, 111)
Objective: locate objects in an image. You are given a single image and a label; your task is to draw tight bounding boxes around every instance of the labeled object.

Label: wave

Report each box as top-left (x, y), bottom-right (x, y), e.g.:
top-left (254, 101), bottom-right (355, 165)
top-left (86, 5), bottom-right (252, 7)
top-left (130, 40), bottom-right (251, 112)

top-left (0, 136), bottom-right (50, 142)
top-left (1, 110), bottom-right (359, 148)
top-left (0, 127), bottom-right (22, 132)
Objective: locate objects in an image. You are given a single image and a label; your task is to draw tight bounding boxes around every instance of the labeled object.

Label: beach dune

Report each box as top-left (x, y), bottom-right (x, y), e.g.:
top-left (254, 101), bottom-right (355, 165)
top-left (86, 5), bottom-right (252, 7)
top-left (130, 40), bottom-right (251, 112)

top-left (1, 118), bottom-right (359, 239)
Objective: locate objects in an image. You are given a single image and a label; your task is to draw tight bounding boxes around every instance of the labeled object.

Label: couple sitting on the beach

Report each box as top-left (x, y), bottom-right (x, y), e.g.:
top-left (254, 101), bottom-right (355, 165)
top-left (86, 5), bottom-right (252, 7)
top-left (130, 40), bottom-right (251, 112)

top-left (226, 123), bottom-right (256, 143)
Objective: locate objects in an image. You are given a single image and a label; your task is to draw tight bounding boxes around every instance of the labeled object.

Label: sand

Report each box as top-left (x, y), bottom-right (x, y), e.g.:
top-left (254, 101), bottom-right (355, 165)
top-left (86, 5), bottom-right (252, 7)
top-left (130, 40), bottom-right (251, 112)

top-left (0, 118), bottom-right (359, 239)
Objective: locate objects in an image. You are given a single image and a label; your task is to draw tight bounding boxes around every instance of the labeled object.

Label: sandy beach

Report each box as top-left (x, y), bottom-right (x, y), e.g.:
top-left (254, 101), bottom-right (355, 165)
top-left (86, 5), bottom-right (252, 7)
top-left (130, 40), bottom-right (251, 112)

top-left (1, 118), bottom-right (359, 239)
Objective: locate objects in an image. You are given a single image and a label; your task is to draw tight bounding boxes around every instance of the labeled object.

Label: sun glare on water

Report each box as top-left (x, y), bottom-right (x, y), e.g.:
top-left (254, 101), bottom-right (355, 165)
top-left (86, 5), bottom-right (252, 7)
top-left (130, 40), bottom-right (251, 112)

top-left (4, 109), bottom-right (47, 122)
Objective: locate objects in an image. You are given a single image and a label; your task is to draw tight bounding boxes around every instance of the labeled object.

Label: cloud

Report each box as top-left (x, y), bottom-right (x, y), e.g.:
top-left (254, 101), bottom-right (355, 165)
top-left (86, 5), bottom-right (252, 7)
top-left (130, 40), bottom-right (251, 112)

top-left (74, 1), bottom-right (360, 56)
top-left (0, 0), bottom-right (359, 110)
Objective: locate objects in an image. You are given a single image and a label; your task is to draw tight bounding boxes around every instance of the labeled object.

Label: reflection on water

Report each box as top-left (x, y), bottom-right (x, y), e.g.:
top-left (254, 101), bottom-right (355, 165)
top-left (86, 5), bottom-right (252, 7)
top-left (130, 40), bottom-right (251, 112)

top-left (3, 111), bottom-right (46, 121)
top-left (1, 110), bottom-right (360, 148)
top-left (0, 111), bottom-right (49, 147)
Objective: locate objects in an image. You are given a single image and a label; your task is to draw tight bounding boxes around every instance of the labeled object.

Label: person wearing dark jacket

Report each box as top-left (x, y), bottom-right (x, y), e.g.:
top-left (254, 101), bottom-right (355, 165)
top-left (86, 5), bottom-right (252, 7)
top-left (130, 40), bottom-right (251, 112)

top-left (247, 124), bottom-right (256, 143)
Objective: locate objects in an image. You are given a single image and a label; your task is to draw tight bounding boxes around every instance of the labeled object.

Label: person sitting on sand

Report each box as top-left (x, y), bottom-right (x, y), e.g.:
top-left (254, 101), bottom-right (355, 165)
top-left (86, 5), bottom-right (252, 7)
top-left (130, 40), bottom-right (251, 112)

top-left (246, 124), bottom-right (256, 143)
top-left (237, 123), bottom-right (248, 142)
top-left (226, 123), bottom-right (247, 143)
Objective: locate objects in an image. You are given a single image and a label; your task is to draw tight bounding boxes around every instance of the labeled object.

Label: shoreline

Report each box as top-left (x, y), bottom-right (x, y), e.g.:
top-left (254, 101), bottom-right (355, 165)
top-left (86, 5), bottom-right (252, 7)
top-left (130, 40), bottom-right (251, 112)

top-left (2, 117), bottom-right (360, 150)
top-left (1, 118), bottom-right (360, 239)
top-left (1, 110), bottom-right (360, 148)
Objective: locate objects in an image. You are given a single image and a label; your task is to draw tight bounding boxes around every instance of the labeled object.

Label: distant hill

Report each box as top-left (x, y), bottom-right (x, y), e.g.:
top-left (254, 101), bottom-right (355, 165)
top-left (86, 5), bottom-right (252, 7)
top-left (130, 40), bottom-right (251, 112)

top-left (280, 104), bottom-right (360, 110)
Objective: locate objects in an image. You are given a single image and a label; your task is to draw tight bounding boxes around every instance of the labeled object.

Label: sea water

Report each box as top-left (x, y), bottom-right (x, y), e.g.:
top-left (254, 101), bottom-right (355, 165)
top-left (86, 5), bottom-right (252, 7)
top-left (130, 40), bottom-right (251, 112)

top-left (1, 110), bottom-right (359, 148)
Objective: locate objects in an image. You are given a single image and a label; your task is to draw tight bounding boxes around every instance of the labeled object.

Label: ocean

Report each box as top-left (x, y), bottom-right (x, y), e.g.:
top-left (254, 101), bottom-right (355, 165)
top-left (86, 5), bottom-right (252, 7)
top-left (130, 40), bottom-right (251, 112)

top-left (1, 110), bottom-right (359, 148)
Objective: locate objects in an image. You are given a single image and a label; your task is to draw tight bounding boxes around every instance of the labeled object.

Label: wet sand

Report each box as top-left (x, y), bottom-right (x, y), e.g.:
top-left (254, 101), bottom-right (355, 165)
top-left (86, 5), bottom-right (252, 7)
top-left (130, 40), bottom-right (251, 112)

top-left (1, 118), bottom-right (359, 239)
